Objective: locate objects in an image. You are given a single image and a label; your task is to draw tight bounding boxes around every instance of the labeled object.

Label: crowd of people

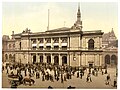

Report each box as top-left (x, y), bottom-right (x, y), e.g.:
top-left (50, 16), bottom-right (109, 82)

top-left (2, 62), bottom-right (117, 88)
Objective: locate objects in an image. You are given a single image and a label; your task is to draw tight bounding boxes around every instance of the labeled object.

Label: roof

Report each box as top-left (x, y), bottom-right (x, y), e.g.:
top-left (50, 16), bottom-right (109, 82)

top-left (46, 27), bottom-right (70, 32)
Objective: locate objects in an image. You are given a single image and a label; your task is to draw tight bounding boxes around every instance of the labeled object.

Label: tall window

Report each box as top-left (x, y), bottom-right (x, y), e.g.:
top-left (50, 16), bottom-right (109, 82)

top-left (9, 44), bottom-right (11, 49)
top-left (19, 42), bottom-right (21, 49)
top-left (88, 39), bottom-right (94, 49)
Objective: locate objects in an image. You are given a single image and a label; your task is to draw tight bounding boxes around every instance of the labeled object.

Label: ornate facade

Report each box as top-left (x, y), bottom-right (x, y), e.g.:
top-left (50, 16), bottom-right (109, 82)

top-left (2, 5), bottom-right (104, 67)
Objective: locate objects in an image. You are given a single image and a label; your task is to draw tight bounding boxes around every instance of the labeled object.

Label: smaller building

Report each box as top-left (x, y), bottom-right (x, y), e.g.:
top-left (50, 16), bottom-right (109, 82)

top-left (2, 34), bottom-right (15, 63)
top-left (102, 28), bottom-right (117, 48)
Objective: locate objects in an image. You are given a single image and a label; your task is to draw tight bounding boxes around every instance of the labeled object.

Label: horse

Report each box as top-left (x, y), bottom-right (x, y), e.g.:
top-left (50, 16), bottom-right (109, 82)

top-left (22, 78), bottom-right (35, 86)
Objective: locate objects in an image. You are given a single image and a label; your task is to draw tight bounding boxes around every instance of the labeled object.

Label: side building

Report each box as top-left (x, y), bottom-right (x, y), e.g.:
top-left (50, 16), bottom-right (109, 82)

top-left (2, 34), bottom-right (15, 63)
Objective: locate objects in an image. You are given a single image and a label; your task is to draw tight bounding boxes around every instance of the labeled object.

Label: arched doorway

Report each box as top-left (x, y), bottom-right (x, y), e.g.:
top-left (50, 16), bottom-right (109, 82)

top-left (5, 54), bottom-right (8, 62)
top-left (47, 56), bottom-right (51, 64)
top-left (111, 55), bottom-right (117, 65)
top-left (9, 54), bottom-right (12, 62)
top-left (40, 56), bottom-right (43, 63)
top-left (33, 55), bottom-right (36, 64)
top-left (13, 54), bottom-right (15, 62)
top-left (62, 56), bottom-right (67, 65)
top-left (105, 55), bottom-right (110, 64)
top-left (54, 56), bottom-right (59, 65)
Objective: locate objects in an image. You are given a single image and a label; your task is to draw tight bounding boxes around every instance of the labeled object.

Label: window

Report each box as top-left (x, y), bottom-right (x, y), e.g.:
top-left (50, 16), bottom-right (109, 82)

top-left (46, 38), bottom-right (51, 43)
top-left (54, 46), bottom-right (59, 50)
top-left (61, 37), bottom-right (67, 43)
top-left (88, 39), bottom-right (94, 49)
top-left (39, 46), bottom-right (43, 50)
top-left (19, 42), bottom-right (21, 49)
top-left (54, 38), bottom-right (59, 43)
top-left (62, 46), bottom-right (67, 50)
top-left (39, 38), bottom-right (43, 43)
top-left (33, 40), bottom-right (36, 43)
top-left (9, 44), bottom-right (11, 49)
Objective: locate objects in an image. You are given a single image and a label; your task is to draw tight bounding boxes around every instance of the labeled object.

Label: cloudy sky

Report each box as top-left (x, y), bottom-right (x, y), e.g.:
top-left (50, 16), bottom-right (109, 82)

top-left (2, 2), bottom-right (118, 38)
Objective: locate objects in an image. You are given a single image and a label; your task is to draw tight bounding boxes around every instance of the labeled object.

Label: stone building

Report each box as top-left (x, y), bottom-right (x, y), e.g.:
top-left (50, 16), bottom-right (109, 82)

top-left (2, 5), bottom-right (104, 67)
top-left (2, 34), bottom-right (15, 63)
top-left (102, 29), bottom-right (118, 66)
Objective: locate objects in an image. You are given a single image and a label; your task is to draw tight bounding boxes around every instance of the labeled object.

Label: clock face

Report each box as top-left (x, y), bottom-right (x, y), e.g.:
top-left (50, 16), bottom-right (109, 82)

top-left (73, 57), bottom-right (76, 61)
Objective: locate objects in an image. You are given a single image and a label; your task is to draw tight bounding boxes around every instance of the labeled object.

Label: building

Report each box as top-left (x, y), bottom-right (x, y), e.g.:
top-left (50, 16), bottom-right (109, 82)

top-left (102, 28), bottom-right (117, 48)
top-left (102, 29), bottom-right (118, 66)
top-left (2, 5), bottom-right (104, 67)
top-left (2, 34), bottom-right (15, 63)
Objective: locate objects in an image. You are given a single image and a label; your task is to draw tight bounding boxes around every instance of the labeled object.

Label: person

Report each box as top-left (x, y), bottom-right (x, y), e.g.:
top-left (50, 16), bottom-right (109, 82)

top-left (67, 86), bottom-right (75, 89)
top-left (106, 74), bottom-right (111, 85)
top-left (80, 73), bottom-right (83, 79)
top-left (77, 71), bottom-right (79, 78)
top-left (102, 70), bottom-right (104, 75)
top-left (105, 69), bottom-right (107, 74)
top-left (113, 79), bottom-right (117, 87)
top-left (86, 73), bottom-right (92, 82)
top-left (48, 86), bottom-right (53, 89)
top-left (18, 73), bottom-right (23, 84)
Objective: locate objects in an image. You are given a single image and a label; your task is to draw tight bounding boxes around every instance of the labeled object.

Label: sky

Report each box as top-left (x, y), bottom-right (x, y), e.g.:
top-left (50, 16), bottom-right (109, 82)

top-left (2, 2), bottom-right (118, 38)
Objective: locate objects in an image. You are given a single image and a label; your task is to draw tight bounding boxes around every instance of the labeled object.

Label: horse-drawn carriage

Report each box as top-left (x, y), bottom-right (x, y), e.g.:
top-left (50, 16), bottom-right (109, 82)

top-left (8, 74), bottom-right (35, 86)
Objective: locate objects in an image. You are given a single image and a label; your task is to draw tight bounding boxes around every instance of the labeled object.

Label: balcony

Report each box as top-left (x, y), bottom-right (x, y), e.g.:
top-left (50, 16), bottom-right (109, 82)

top-left (61, 43), bottom-right (67, 46)
top-left (39, 43), bottom-right (44, 47)
top-left (46, 43), bottom-right (51, 46)
top-left (53, 43), bottom-right (59, 46)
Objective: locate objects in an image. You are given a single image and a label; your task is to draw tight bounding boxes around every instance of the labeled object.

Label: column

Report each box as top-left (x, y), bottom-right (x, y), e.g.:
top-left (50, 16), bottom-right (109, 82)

top-left (43, 54), bottom-right (46, 63)
top-left (36, 39), bottom-right (39, 50)
top-left (67, 54), bottom-right (70, 66)
top-left (59, 54), bottom-right (62, 65)
top-left (68, 37), bottom-right (70, 50)
top-left (36, 54), bottom-right (39, 63)
top-left (94, 54), bottom-right (95, 66)
top-left (99, 54), bottom-right (102, 66)
top-left (59, 38), bottom-right (61, 50)
top-left (51, 54), bottom-right (54, 64)
top-left (30, 54), bottom-right (33, 64)
top-left (85, 54), bottom-right (87, 66)
top-left (51, 38), bottom-right (53, 50)
top-left (44, 38), bottom-right (46, 50)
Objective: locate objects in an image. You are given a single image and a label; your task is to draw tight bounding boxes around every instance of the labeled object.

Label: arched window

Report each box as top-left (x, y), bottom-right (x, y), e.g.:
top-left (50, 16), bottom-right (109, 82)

top-left (88, 39), bottom-right (94, 49)
top-left (13, 44), bottom-right (15, 48)
top-left (9, 54), bottom-right (12, 62)
top-left (13, 54), bottom-right (15, 62)
top-left (5, 54), bottom-right (8, 62)
top-left (62, 56), bottom-right (67, 65)
top-left (47, 56), bottom-right (51, 64)
top-left (54, 56), bottom-right (59, 65)
top-left (111, 55), bottom-right (117, 65)
top-left (105, 55), bottom-right (110, 64)
top-left (9, 44), bottom-right (11, 49)
top-left (19, 42), bottom-right (21, 49)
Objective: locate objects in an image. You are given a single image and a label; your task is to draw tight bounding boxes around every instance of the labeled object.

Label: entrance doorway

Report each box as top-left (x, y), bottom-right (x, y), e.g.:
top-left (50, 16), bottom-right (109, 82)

top-left (54, 56), bottom-right (59, 65)
top-left (47, 56), bottom-right (51, 64)
top-left (40, 56), bottom-right (43, 63)
top-left (62, 56), bottom-right (67, 65)
top-left (33, 55), bottom-right (36, 64)
top-left (89, 63), bottom-right (93, 68)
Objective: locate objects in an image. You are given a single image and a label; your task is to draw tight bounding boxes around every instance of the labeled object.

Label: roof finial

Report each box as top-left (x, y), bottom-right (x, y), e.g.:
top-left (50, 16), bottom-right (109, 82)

top-left (77, 2), bottom-right (81, 21)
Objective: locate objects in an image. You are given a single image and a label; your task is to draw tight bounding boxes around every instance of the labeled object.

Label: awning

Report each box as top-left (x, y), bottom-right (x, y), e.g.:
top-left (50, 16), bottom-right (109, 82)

top-left (32, 44), bottom-right (37, 47)
top-left (39, 43), bottom-right (44, 46)
top-left (53, 43), bottom-right (59, 46)
top-left (46, 43), bottom-right (51, 46)
top-left (61, 43), bottom-right (67, 46)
